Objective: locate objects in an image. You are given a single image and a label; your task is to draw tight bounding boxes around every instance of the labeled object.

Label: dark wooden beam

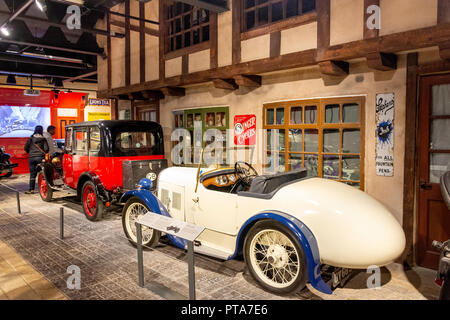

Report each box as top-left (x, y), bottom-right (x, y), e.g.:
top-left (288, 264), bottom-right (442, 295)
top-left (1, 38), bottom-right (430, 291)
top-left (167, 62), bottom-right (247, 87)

top-left (270, 31), bottom-right (281, 58)
top-left (316, 0), bottom-right (330, 57)
top-left (233, 74), bottom-right (261, 87)
top-left (213, 78), bottom-right (239, 90)
top-left (210, 12), bottom-right (218, 69)
top-left (159, 1), bottom-right (166, 80)
top-left (107, 11), bottom-right (112, 89)
top-left (161, 87), bottom-right (186, 97)
top-left (110, 19), bottom-right (159, 37)
top-left (439, 42), bottom-right (450, 60)
top-left (364, 0), bottom-right (380, 39)
top-left (402, 52), bottom-right (419, 267)
top-left (318, 60), bottom-right (349, 76)
top-left (125, 0), bottom-right (131, 86)
top-left (366, 52), bottom-right (397, 71)
top-left (321, 22), bottom-right (450, 62)
top-left (182, 54), bottom-right (189, 74)
top-left (142, 90), bottom-right (164, 100)
top-left (232, 0), bottom-right (241, 64)
top-left (139, 2), bottom-right (146, 83)
top-left (438, 0), bottom-right (450, 23)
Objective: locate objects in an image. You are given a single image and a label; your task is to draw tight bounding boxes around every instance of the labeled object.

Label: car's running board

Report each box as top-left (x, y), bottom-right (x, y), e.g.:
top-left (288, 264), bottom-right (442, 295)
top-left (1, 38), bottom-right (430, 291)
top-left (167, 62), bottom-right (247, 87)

top-left (193, 243), bottom-right (232, 260)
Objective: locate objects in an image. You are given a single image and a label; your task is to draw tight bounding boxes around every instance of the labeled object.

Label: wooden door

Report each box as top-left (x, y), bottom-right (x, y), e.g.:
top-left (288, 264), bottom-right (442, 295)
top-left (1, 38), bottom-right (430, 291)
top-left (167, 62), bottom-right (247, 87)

top-left (417, 74), bottom-right (450, 269)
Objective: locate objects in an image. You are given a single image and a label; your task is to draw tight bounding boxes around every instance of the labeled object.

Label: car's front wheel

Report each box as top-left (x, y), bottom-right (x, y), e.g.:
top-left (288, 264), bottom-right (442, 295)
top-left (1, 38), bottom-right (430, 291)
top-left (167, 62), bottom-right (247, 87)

top-left (244, 220), bottom-right (308, 294)
top-left (81, 180), bottom-right (104, 221)
top-left (38, 172), bottom-right (53, 202)
top-left (122, 196), bottom-right (160, 248)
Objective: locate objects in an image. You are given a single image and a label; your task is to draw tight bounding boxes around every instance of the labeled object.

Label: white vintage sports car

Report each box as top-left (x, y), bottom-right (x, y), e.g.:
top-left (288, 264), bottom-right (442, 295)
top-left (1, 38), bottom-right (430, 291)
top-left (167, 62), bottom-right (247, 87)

top-left (121, 161), bottom-right (405, 295)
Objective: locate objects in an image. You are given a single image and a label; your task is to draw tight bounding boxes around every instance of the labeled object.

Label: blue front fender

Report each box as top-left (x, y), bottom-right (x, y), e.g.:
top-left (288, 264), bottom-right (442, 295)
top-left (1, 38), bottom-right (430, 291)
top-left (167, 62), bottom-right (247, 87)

top-left (120, 189), bottom-right (187, 250)
top-left (232, 211), bottom-right (332, 295)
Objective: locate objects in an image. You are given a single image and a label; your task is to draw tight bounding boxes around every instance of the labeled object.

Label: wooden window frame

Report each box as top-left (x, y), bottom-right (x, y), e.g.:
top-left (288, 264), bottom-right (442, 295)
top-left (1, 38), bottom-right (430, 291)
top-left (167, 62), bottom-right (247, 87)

top-left (240, 0), bottom-right (317, 40)
top-left (163, 1), bottom-right (216, 59)
top-left (263, 96), bottom-right (365, 190)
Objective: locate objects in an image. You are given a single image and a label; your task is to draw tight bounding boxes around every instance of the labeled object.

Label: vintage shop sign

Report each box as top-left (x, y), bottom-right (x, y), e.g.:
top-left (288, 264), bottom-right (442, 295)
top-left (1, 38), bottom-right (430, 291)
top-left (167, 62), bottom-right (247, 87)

top-left (376, 93), bottom-right (395, 177)
top-left (88, 98), bottom-right (110, 106)
top-left (234, 114), bottom-right (256, 146)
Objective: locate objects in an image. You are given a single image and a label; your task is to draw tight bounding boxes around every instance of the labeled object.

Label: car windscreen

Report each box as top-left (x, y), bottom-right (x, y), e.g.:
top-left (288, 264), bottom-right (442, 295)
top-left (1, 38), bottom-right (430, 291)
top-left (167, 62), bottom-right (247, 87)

top-left (114, 130), bottom-right (162, 156)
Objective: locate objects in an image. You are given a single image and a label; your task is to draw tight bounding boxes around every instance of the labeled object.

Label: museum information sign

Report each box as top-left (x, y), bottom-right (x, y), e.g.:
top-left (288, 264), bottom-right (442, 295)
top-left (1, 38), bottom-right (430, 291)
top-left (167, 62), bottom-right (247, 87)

top-left (376, 93), bottom-right (395, 177)
top-left (234, 114), bottom-right (256, 146)
top-left (137, 212), bottom-right (205, 242)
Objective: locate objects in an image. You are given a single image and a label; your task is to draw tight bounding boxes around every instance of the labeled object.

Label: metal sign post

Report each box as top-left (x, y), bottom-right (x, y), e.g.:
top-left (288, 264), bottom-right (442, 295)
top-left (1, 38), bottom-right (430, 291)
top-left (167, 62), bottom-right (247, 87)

top-left (16, 191), bottom-right (21, 214)
top-left (60, 207), bottom-right (64, 240)
top-left (135, 212), bottom-right (205, 300)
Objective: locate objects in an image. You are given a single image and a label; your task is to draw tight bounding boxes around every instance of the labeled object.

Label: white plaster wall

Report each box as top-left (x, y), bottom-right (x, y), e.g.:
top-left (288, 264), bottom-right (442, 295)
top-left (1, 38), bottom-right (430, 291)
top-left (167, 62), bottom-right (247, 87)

top-left (280, 22), bottom-right (317, 55)
top-left (165, 57), bottom-right (182, 78)
top-left (217, 6), bottom-right (232, 67)
top-left (330, 0), bottom-right (364, 45)
top-left (241, 34), bottom-right (270, 63)
top-left (189, 49), bottom-right (210, 73)
top-left (146, 35), bottom-right (160, 81)
top-left (380, 0), bottom-right (438, 36)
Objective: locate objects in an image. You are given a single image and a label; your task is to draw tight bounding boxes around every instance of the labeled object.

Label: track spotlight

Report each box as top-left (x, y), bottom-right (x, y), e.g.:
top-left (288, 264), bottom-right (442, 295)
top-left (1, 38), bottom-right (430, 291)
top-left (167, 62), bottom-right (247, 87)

top-left (51, 78), bottom-right (64, 87)
top-left (1, 27), bottom-right (10, 37)
top-left (6, 75), bottom-right (16, 84)
top-left (35, 0), bottom-right (47, 12)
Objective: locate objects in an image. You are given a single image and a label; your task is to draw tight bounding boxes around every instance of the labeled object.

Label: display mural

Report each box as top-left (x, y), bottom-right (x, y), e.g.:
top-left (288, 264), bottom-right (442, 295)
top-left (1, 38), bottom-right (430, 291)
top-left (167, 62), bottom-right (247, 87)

top-left (0, 88), bottom-right (87, 174)
top-left (375, 93), bottom-right (395, 177)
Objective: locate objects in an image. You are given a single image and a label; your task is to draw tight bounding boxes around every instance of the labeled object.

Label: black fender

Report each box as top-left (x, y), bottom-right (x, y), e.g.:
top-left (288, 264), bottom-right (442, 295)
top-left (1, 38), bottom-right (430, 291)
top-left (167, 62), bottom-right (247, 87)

top-left (0, 152), bottom-right (11, 162)
top-left (77, 171), bottom-right (110, 203)
top-left (36, 163), bottom-right (56, 187)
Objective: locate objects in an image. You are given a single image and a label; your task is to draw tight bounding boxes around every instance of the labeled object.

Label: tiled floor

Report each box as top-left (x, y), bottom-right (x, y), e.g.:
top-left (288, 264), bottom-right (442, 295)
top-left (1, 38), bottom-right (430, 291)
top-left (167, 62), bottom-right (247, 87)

top-left (0, 240), bottom-right (67, 300)
top-left (0, 175), bottom-right (442, 300)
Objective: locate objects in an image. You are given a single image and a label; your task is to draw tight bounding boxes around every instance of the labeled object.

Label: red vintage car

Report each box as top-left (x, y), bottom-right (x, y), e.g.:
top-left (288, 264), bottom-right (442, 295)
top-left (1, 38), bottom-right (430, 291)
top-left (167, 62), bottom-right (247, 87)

top-left (37, 120), bottom-right (167, 221)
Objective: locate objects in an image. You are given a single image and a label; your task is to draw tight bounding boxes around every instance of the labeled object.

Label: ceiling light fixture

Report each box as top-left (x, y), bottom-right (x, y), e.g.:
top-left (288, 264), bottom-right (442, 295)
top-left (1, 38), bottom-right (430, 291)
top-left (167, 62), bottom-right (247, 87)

top-left (35, 0), bottom-right (47, 12)
top-left (1, 27), bottom-right (10, 37)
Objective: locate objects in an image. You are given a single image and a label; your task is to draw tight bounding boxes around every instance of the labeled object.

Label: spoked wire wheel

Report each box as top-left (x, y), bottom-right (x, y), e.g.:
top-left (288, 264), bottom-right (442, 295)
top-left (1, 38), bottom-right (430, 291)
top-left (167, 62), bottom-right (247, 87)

top-left (122, 197), bottom-right (160, 247)
top-left (244, 221), bottom-right (307, 294)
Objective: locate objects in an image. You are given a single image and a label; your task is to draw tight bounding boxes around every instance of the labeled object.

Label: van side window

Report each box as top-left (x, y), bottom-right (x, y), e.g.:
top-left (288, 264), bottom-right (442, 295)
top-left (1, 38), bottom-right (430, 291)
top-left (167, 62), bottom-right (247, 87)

top-left (74, 128), bottom-right (88, 152)
top-left (89, 127), bottom-right (101, 151)
top-left (65, 128), bottom-right (73, 150)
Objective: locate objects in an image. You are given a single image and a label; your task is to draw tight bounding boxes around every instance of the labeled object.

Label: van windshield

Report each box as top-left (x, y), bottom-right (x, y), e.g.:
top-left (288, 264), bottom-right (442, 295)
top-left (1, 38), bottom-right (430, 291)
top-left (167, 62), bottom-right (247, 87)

top-left (115, 131), bottom-right (161, 156)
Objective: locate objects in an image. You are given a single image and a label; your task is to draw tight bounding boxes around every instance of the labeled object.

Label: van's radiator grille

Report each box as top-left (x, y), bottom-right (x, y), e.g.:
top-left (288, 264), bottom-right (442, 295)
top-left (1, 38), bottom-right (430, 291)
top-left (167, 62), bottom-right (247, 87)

top-left (122, 159), bottom-right (168, 191)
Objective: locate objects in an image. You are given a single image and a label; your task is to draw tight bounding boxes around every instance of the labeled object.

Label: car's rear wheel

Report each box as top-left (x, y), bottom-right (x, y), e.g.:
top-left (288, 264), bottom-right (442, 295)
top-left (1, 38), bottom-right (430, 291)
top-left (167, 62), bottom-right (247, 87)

top-left (2, 160), bottom-right (13, 177)
top-left (81, 180), bottom-right (104, 221)
top-left (122, 196), bottom-right (160, 247)
top-left (244, 220), bottom-right (307, 294)
top-left (38, 172), bottom-right (53, 202)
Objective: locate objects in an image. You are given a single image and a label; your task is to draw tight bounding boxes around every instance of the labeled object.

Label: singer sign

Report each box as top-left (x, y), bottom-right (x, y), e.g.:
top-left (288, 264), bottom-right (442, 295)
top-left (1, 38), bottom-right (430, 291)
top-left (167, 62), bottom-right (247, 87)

top-left (234, 114), bottom-right (256, 146)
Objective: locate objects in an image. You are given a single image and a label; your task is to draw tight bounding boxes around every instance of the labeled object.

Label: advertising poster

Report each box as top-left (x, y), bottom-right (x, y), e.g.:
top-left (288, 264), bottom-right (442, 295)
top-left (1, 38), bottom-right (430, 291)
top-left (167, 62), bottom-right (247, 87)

top-left (375, 93), bottom-right (395, 177)
top-left (87, 112), bottom-right (111, 121)
top-left (234, 114), bottom-right (256, 146)
top-left (0, 106), bottom-right (51, 138)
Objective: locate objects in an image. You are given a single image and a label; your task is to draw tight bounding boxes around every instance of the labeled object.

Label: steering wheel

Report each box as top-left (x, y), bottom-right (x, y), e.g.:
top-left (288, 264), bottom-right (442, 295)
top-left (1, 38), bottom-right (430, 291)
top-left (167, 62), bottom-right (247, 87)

top-left (234, 161), bottom-right (258, 187)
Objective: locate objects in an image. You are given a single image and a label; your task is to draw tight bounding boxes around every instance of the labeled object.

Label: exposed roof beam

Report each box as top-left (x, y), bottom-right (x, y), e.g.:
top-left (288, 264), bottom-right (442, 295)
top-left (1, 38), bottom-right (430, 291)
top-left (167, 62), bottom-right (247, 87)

top-left (318, 60), bottom-right (349, 76)
top-left (110, 19), bottom-right (159, 37)
top-left (0, 0), bottom-right (34, 31)
top-left (0, 52), bottom-right (89, 69)
top-left (233, 75), bottom-right (261, 87)
top-left (0, 38), bottom-right (105, 57)
top-left (213, 78), bottom-right (238, 90)
top-left (63, 70), bottom-right (98, 82)
top-left (176, 0), bottom-right (229, 13)
top-left (0, 10), bottom-right (125, 38)
top-left (366, 52), bottom-right (398, 71)
top-left (161, 87), bottom-right (185, 97)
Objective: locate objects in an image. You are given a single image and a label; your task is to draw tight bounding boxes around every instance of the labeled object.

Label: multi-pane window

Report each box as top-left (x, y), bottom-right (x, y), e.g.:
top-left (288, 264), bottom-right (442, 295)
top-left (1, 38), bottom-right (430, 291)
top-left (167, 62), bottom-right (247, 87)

top-left (167, 1), bottom-right (210, 52)
top-left (243, 0), bottom-right (316, 31)
top-left (263, 97), bottom-right (365, 189)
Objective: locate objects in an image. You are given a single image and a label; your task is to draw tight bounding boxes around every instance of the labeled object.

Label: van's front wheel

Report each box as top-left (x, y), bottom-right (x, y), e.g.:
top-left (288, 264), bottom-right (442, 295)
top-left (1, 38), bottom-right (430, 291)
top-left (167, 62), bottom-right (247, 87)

top-left (122, 197), bottom-right (160, 247)
top-left (81, 181), bottom-right (104, 221)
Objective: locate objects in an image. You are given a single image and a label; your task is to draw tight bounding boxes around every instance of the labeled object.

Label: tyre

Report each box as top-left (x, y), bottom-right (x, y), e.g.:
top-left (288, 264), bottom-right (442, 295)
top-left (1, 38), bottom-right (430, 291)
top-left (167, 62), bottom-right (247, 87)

top-left (38, 172), bottom-right (53, 202)
top-left (81, 180), bottom-right (105, 221)
top-left (122, 196), bottom-right (161, 248)
top-left (3, 160), bottom-right (13, 177)
top-left (440, 273), bottom-right (450, 300)
top-left (243, 220), bottom-right (308, 294)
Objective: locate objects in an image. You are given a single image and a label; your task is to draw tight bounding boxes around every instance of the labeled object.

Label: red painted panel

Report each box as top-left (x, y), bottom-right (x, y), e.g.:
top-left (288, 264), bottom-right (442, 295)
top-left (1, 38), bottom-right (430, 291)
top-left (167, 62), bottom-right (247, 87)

top-left (63, 155), bottom-right (164, 190)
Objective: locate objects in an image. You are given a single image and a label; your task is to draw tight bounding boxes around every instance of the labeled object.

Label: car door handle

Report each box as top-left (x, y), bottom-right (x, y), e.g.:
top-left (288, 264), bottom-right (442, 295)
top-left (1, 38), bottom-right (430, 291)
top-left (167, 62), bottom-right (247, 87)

top-left (192, 197), bottom-right (199, 204)
top-left (420, 181), bottom-right (432, 190)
